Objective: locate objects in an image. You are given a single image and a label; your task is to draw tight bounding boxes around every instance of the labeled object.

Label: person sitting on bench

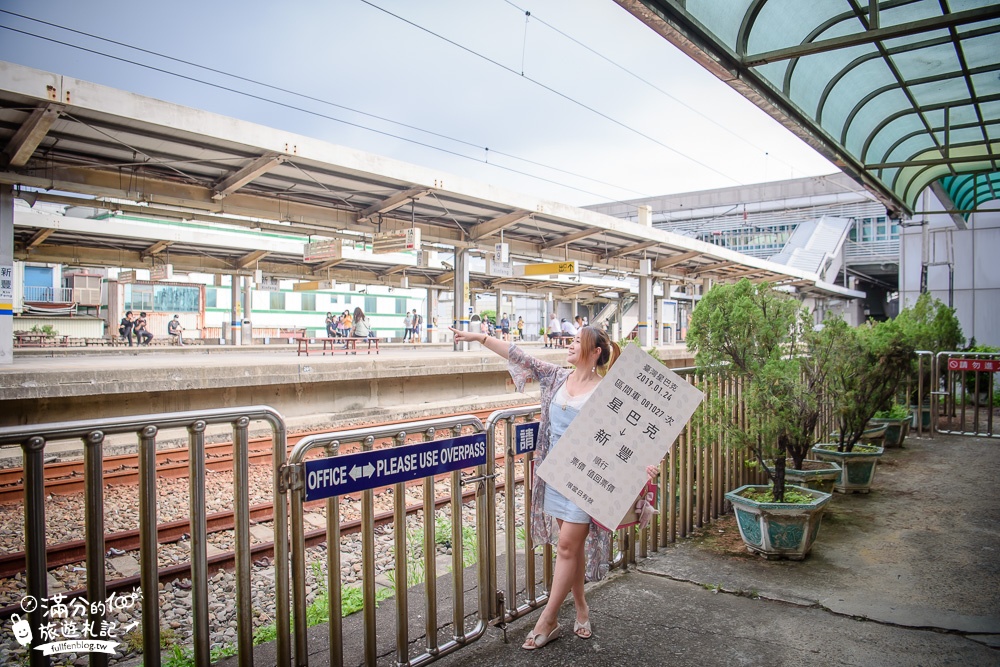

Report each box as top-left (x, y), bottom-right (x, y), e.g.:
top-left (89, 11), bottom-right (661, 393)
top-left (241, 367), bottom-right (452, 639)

top-left (167, 314), bottom-right (186, 346)
top-left (347, 306), bottom-right (373, 348)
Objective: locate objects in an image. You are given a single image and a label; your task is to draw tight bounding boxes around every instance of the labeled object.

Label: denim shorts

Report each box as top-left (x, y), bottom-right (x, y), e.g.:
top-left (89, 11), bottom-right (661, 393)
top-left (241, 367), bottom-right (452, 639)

top-left (543, 482), bottom-right (591, 524)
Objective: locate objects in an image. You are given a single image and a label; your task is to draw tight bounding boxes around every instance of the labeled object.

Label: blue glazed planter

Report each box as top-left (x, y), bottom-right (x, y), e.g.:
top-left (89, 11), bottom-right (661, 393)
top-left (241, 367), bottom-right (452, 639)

top-left (724, 484), bottom-right (832, 561)
top-left (869, 417), bottom-right (908, 447)
top-left (767, 460), bottom-right (842, 495)
top-left (811, 443), bottom-right (885, 494)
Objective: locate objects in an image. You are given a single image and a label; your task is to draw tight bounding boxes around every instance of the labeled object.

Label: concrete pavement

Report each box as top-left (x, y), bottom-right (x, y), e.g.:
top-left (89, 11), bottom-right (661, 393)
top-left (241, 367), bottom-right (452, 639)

top-left (266, 431), bottom-right (997, 667)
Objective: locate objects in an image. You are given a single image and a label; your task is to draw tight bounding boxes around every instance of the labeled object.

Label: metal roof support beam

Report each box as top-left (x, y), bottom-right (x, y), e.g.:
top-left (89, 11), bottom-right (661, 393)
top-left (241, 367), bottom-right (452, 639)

top-left (654, 250), bottom-right (700, 270)
top-left (539, 227), bottom-right (601, 250)
top-left (691, 260), bottom-right (736, 275)
top-left (141, 239), bottom-right (173, 259)
top-left (469, 210), bottom-right (532, 241)
top-left (357, 186), bottom-right (432, 222)
top-left (24, 228), bottom-right (55, 250)
top-left (867, 153), bottom-right (1000, 169)
top-left (744, 6), bottom-right (1000, 66)
top-left (929, 181), bottom-right (968, 230)
top-left (212, 153), bottom-right (286, 200)
top-left (606, 240), bottom-right (659, 259)
top-left (311, 259), bottom-right (344, 272)
top-left (562, 284), bottom-right (591, 297)
top-left (3, 103), bottom-right (62, 168)
top-left (236, 249), bottom-right (270, 269)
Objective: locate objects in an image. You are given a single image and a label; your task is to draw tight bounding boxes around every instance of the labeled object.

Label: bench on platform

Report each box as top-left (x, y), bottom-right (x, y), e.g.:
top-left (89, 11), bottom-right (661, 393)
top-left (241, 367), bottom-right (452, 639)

top-left (295, 336), bottom-right (380, 356)
top-left (279, 328), bottom-right (307, 341)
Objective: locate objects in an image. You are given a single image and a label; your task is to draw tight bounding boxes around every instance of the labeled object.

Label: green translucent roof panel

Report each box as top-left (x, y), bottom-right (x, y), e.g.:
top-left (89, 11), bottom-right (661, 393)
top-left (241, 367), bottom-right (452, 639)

top-left (617, 0), bottom-right (1000, 216)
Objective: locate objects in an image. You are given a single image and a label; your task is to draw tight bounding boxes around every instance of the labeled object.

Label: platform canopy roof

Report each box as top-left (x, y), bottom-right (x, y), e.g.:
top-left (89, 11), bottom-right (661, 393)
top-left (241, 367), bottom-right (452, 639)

top-left (615, 0), bottom-right (1000, 220)
top-left (0, 61), bottom-right (860, 300)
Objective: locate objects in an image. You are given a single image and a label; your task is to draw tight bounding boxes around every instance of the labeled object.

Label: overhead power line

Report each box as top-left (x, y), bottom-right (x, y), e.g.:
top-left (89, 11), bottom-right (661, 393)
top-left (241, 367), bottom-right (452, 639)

top-left (0, 11), bottom-right (651, 203)
top-left (356, 0), bottom-right (746, 188)
top-left (500, 0), bottom-right (805, 179)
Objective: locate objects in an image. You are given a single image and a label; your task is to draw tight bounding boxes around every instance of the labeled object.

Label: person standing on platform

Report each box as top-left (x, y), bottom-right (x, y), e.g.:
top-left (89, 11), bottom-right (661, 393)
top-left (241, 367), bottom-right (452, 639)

top-left (516, 316), bottom-right (524, 342)
top-left (449, 323), bottom-right (647, 649)
top-left (340, 310), bottom-right (352, 338)
top-left (119, 310), bottom-right (135, 347)
top-left (500, 313), bottom-right (511, 342)
top-left (403, 310), bottom-right (413, 342)
top-left (413, 310), bottom-right (423, 343)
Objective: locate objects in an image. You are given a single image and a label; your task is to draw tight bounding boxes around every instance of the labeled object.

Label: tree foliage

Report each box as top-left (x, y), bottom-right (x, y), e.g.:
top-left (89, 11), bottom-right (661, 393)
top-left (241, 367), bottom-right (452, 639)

top-left (824, 317), bottom-right (915, 452)
top-left (687, 280), bottom-right (836, 501)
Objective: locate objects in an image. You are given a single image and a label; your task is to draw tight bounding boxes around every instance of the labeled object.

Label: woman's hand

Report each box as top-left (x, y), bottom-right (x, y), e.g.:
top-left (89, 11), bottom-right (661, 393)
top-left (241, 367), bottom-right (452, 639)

top-left (449, 327), bottom-right (482, 344)
top-left (646, 464), bottom-right (659, 481)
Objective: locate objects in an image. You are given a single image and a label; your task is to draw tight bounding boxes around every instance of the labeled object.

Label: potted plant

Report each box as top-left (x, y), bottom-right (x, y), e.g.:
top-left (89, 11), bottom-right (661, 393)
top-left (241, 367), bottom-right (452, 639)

top-left (869, 402), bottom-right (910, 448)
top-left (687, 279), bottom-right (834, 560)
top-left (812, 317), bottom-right (915, 493)
top-left (894, 293), bottom-right (965, 428)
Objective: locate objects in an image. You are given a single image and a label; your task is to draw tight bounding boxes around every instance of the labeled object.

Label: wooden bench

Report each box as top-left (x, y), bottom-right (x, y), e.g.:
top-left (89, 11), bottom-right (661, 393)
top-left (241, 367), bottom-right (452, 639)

top-left (279, 328), bottom-right (307, 342)
top-left (14, 333), bottom-right (69, 348)
top-left (296, 336), bottom-right (380, 356)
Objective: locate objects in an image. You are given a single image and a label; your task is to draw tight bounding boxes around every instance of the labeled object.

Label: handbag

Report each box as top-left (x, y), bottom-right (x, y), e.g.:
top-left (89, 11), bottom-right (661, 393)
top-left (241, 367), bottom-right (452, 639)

top-left (595, 481), bottom-right (658, 531)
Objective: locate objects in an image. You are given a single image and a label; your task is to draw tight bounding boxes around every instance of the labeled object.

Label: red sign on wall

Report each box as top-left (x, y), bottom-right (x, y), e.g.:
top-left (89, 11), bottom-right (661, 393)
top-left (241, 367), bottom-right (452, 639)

top-left (948, 358), bottom-right (1000, 372)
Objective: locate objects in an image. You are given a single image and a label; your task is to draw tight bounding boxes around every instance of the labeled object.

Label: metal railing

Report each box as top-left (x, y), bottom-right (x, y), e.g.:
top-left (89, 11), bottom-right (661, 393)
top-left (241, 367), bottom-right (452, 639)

top-left (843, 239), bottom-right (899, 264)
top-left (0, 407), bottom-right (288, 667)
top-left (22, 286), bottom-right (75, 303)
top-left (934, 351), bottom-right (999, 438)
top-left (484, 406), bottom-right (549, 625)
top-left (284, 415), bottom-right (489, 667)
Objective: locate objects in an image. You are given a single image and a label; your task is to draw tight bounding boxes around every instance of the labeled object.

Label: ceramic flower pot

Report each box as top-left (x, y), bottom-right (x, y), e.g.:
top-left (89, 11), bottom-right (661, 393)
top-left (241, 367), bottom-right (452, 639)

top-left (725, 484), bottom-right (832, 560)
top-left (868, 417), bottom-right (908, 447)
top-left (768, 460), bottom-right (842, 495)
top-left (811, 443), bottom-right (885, 494)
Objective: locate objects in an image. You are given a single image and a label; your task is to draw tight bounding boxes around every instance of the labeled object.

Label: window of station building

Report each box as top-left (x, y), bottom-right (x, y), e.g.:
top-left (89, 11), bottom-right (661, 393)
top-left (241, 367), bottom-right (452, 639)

top-left (394, 299), bottom-right (407, 314)
top-left (154, 285), bottom-right (200, 312)
top-left (270, 291), bottom-right (286, 310)
top-left (124, 284), bottom-right (154, 312)
top-left (301, 293), bottom-right (316, 311)
top-left (205, 287), bottom-right (217, 308)
top-left (364, 296), bottom-right (377, 314)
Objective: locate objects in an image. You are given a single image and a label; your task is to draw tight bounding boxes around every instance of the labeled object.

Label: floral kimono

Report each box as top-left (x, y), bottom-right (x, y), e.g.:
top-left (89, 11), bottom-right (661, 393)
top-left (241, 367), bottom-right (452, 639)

top-left (506, 343), bottom-right (612, 582)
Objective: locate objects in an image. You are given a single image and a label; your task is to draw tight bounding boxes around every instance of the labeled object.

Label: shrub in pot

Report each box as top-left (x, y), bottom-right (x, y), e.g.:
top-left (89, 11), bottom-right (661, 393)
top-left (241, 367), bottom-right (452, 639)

top-left (687, 279), bottom-right (835, 558)
top-left (894, 293), bottom-right (964, 419)
top-left (870, 403), bottom-right (910, 448)
top-left (812, 317), bottom-right (915, 493)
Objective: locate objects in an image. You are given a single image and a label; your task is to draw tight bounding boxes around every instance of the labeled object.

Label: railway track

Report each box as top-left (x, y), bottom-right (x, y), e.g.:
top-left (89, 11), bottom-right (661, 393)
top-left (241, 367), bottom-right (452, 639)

top-left (0, 471), bottom-right (526, 620)
top-left (0, 404), bottom-right (535, 619)
top-left (0, 406), bottom-right (528, 503)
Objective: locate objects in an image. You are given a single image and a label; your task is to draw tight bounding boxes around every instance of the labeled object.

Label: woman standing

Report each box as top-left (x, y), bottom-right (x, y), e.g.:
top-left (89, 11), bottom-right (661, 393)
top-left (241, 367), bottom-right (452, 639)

top-left (449, 324), bottom-right (622, 649)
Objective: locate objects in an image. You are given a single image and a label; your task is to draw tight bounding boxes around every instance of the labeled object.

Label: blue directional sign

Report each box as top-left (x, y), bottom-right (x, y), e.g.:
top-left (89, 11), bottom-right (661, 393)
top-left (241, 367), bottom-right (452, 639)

top-left (304, 433), bottom-right (488, 501)
top-left (514, 423), bottom-right (540, 455)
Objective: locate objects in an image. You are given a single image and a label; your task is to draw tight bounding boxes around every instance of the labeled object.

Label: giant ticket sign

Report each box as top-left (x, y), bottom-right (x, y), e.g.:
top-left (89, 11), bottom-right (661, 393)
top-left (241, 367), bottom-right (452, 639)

top-left (536, 344), bottom-right (703, 529)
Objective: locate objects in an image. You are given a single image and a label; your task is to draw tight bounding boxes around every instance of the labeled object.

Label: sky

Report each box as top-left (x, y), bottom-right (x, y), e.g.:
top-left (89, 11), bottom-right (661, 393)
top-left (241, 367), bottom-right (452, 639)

top-left (0, 0), bottom-right (838, 208)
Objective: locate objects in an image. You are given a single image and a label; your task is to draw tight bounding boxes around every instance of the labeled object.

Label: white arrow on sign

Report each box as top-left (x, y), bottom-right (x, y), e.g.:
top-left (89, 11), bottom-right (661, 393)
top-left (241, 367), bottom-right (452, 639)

top-left (350, 462), bottom-right (376, 480)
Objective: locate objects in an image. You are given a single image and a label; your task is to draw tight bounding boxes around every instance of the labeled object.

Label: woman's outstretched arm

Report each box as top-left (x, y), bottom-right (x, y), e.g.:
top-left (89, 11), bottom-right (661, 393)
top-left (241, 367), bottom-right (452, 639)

top-left (449, 326), bottom-right (510, 360)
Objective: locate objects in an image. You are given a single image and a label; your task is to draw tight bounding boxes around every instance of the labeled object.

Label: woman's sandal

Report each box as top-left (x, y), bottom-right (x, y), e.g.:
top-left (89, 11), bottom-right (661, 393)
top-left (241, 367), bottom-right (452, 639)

top-left (574, 619), bottom-right (593, 639)
top-left (521, 623), bottom-right (562, 650)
